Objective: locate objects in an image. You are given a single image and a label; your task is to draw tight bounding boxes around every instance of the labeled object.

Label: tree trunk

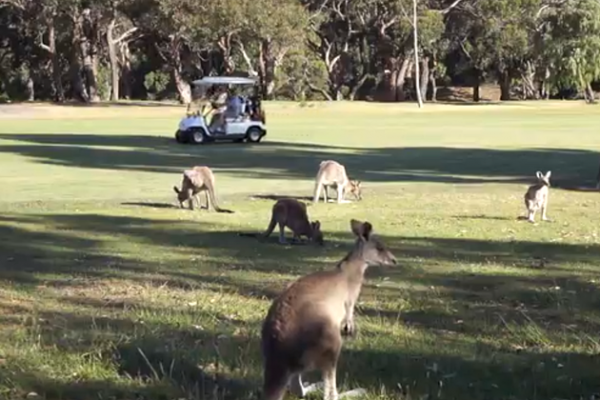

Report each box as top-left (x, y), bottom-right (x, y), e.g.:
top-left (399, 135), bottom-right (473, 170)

top-left (412, 0), bottom-right (423, 108)
top-left (172, 65), bottom-right (191, 104)
top-left (107, 18), bottom-right (120, 101)
top-left (42, 18), bottom-right (64, 102)
top-left (396, 57), bottom-right (412, 101)
top-left (521, 61), bottom-right (538, 100)
top-left (78, 12), bottom-right (100, 102)
top-left (429, 68), bottom-right (437, 102)
top-left (119, 42), bottom-right (132, 99)
top-left (473, 70), bottom-right (480, 102)
top-left (420, 55), bottom-right (429, 101)
top-left (499, 70), bottom-right (511, 101)
top-left (25, 74), bottom-right (34, 101)
top-left (70, 12), bottom-right (90, 102)
top-left (348, 74), bottom-right (369, 100)
top-left (70, 62), bottom-right (89, 102)
top-left (81, 49), bottom-right (100, 102)
top-left (585, 83), bottom-right (595, 103)
top-left (257, 40), bottom-right (280, 100)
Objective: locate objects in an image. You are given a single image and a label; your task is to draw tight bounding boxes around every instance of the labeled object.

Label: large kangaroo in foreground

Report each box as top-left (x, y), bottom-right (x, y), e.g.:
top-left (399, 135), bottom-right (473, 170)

top-left (261, 219), bottom-right (397, 400)
top-left (239, 198), bottom-right (323, 245)
top-left (524, 170), bottom-right (551, 223)
top-left (173, 166), bottom-right (233, 213)
top-left (313, 160), bottom-right (362, 204)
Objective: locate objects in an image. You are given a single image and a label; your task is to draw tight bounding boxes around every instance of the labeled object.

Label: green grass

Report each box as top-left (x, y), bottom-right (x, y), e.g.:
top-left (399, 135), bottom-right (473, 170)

top-left (1, 100), bottom-right (600, 400)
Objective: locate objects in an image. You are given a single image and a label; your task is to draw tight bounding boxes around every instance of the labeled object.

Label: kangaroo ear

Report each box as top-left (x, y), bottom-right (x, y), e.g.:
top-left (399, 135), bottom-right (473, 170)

top-left (545, 170), bottom-right (552, 179)
top-left (361, 222), bottom-right (373, 240)
top-left (314, 220), bottom-right (321, 229)
top-left (350, 219), bottom-right (372, 240)
top-left (536, 171), bottom-right (543, 179)
top-left (173, 186), bottom-right (180, 194)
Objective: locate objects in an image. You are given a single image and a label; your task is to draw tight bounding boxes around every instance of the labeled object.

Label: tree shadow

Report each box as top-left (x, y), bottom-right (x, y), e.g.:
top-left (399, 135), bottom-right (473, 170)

top-left (341, 340), bottom-right (600, 400)
top-left (0, 213), bottom-right (345, 289)
top-left (1, 305), bottom-right (261, 400)
top-left (121, 201), bottom-right (179, 209)
top-left (249, 194), bottom-right (314, 202)
top-left (1, 133), bottom-right (599, 185)
top-left (3, 212), bottom-right (600, 399)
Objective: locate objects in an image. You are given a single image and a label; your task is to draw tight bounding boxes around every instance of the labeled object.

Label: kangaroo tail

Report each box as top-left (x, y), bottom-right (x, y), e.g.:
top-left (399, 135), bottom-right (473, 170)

top-left (261, 212), bottom-right (277, 239)
top-left (312, 180), bottom-right (322, 203)
top-left (238, 212), bottom-right (277, 240)
top-left (206, 181), bottom-right (234, 214)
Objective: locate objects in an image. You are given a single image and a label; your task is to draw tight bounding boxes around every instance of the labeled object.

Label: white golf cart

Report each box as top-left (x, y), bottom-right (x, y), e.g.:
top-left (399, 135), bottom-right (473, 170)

top-left (174, 76), bottom-right (267, 145)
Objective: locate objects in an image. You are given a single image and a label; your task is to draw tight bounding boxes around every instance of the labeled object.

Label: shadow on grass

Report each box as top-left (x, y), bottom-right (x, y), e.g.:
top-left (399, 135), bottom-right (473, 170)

top-left (121, 201), bottom-right (180, 209)
top-left (3, 300), bottom-right (599, 400)
top-left (341, 341), bottom-right (600, 400)
top-left (1, 306), bottom-right (260, 400)
top-left (1, 133), bottom-right (599, 186)
top-left (2, 210), bottom-right (600, 399)
top-left (249, 194), bottom-right (315, 202)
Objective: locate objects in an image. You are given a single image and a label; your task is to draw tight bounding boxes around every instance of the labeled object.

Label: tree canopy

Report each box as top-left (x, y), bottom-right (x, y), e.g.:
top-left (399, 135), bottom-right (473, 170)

top-left (0, 0), bottom-right (599, 103)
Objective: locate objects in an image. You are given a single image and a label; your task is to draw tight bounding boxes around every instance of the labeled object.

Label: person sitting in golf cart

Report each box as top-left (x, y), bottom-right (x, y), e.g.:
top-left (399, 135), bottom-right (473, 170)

top-left (224, 88), bottom-right (243, 120)
top-left (208, 85), bottom-right (228, 131)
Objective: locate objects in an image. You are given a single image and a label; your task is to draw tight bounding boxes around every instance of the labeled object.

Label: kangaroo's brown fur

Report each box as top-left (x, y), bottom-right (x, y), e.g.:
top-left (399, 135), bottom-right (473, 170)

top-left (261, 219), bottom-right (396, 400)
top-left (313, 160), bottom-right (362, 204)
top-left (239, 198), bottom-right (323, 245)
top-left (173, 166), bottom-right (233, 213)
top-left (524, 170), bottom-right (551, 223)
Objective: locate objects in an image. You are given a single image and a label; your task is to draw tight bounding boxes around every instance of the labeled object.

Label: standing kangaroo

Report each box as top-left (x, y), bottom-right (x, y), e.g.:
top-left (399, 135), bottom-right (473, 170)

top-left (239, 198), bottom-right (323, 245)
top-left (524, 170), bottom-right (551, 223)
top-left (261, 219), bottom-right (397, 400)
top-left (173, 166), bottom-right (233, 213)
top-left (313, 160), bottom-right (362, 204)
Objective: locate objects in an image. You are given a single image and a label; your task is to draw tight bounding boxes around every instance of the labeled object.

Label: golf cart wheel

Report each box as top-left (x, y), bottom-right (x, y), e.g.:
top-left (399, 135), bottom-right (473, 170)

top-left (175, 130), bottom-right (187, 144)
top-left (246, 127), bottom-right (263, 143)
top-left (189, 128), bottom-right (207, 144)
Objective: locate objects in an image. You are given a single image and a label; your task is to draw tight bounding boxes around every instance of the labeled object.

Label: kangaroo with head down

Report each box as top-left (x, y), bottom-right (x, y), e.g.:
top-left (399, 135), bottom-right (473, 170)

top-left (524, 170), bottom-right (551, 223)
top-left (261, 219), bottom-right (397, 400)
top-left (173, 166), bottom-right (233, 213)
top-left (313, 160), bottom-right (362, 204)
top-left (239, 198), bottom-right (323, 245)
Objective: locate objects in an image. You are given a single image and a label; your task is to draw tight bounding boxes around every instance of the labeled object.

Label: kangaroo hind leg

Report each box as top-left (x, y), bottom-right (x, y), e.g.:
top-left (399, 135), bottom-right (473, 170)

top-left (263, 363), bottom-right (292, 400)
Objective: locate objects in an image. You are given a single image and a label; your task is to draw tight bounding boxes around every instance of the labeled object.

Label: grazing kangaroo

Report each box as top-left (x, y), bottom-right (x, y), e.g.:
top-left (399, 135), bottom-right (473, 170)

top-left (524, 170), bottom-right (551, 223)
top-left (261, 219), bottom-right (396, 400)
top-left (173, 166), bottom-right (233, 213)
top-left (313, 160), bottom-right (362, 204)
top-left (239, 198), bottom-right (323, 245)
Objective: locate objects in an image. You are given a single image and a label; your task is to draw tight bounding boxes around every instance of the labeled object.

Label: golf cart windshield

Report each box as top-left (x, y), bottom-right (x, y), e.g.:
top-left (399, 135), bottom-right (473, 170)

top-left (191, 76), bottom-right (259, 101)
top-left (192, 76), bottom-right (258, 86)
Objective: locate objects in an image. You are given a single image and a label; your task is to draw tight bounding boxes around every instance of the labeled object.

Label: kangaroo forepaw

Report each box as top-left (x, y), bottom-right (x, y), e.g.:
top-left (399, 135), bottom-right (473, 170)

top-left (339, 388), bottom-right (368, 398)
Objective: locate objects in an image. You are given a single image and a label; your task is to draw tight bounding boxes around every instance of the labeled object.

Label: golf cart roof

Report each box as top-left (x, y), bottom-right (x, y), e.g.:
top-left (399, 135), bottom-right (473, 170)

top-left (192, 76), bottom-right (258, 86)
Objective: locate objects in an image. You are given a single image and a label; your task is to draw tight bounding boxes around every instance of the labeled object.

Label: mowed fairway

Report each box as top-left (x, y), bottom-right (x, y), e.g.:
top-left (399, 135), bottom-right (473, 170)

top-left (1, 101), bottom-right (600, 400)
